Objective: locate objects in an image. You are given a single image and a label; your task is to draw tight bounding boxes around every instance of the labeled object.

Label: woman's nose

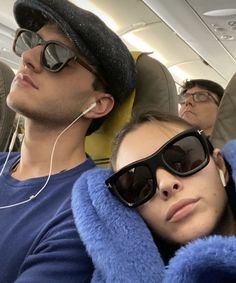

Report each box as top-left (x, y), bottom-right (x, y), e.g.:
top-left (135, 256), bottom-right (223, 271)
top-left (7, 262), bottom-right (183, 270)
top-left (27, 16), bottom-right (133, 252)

top-left (156, 168), bottom-right (183, 201)
top-left (21, 46), bottom-right (43, 73)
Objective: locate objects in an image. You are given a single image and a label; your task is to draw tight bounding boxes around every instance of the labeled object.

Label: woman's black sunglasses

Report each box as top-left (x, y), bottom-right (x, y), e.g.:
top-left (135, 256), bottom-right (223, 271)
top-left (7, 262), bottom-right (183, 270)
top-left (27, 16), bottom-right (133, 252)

top-left (13, 28), bottom-right (105, 83)
top-left (106, 127), bottom-right (213, 208)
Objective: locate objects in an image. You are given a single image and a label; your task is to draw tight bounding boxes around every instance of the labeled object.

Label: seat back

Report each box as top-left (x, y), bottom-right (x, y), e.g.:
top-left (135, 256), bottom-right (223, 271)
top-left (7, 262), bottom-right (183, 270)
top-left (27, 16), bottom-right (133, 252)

top-left (210, 73), bottom-right (236, 148)
top-left (0, 61), bottom-right (16, 151)
top-left (85, 52), bottom-right (178, 166)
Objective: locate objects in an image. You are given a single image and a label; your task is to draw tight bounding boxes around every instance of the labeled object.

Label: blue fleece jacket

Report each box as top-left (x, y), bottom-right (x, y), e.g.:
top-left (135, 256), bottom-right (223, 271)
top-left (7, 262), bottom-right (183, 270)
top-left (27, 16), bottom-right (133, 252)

top-left (72, 140), bottom-right (236, 282)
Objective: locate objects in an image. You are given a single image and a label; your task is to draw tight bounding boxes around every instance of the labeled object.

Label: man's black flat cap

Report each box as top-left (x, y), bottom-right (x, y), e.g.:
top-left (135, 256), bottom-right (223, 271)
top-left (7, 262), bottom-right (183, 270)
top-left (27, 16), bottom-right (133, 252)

top-left (13, 0), bottom-right (136, 103)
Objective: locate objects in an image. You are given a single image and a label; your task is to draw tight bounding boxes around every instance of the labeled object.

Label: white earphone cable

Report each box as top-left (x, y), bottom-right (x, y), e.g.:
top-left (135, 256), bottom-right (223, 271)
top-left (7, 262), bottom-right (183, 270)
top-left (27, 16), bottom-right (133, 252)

top-left (0, 103), bottom-right (96, 209)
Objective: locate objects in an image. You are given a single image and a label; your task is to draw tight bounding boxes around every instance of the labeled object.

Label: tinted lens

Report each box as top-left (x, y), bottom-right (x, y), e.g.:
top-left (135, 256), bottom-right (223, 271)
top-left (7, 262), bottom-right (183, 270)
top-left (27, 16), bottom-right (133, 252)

top-left (14, 30), bottom-right (39, 56)
top-left (163, 136), bottom-right (206, 174)
top-left (42, 42), bottom-right (74, 72)
top-left (114, 165), bottom-right (155, 206)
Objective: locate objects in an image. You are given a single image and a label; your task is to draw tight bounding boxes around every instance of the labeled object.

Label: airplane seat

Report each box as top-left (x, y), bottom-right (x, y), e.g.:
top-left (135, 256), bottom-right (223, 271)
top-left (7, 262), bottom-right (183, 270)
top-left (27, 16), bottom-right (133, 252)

top-left (210, 73), bottom-right (236, 149)
top-left (0, 61), bottom-right (16, 151)
top-left (85, 52), bottom-right (178, 167)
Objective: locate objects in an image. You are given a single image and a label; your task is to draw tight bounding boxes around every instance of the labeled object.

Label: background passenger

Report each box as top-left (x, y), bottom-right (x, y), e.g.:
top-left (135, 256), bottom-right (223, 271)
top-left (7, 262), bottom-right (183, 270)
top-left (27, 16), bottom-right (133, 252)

top-left (178, 79), bottom-right (224, 135)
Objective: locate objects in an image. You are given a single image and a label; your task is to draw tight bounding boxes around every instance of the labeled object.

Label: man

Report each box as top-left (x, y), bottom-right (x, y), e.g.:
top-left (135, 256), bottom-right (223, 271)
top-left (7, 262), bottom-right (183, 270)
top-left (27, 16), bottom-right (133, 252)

top-left (0, 0), bottom-right (136, 282)
top-left (178, 79), bottom-right (224, 135)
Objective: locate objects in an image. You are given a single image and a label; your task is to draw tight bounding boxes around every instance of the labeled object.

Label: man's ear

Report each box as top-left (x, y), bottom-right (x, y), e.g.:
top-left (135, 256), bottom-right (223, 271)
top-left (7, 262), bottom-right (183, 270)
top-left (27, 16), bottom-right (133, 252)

top-left (212, 148), bottom-right (229, 185)
top-left (83, 92), bottom-right (114, 118)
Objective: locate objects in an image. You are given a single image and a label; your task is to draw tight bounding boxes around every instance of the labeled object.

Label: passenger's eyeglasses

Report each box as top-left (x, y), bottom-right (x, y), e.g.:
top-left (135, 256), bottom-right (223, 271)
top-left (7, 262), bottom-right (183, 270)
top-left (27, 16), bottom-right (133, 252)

top-left (13, 28), bottom-right (105, 83)
top-left (178, 91), bottom-right (219, 106)
top-left (106, 127), bottom-right (213, 208)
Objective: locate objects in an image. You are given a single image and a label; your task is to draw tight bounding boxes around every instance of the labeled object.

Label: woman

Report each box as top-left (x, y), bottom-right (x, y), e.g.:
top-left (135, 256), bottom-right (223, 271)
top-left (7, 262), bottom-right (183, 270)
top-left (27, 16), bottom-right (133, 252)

top-left (72, 111), bottom-right (236, 282)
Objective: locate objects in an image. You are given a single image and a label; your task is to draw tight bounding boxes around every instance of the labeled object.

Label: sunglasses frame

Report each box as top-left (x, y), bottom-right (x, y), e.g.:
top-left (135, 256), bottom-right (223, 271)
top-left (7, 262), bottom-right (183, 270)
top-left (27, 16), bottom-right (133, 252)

top-left (106, 126), bottom-right (213, 207)
top-left (13, 28), bottom-right (106, 85)
top-left (178, 91), bottom-right (219, 106)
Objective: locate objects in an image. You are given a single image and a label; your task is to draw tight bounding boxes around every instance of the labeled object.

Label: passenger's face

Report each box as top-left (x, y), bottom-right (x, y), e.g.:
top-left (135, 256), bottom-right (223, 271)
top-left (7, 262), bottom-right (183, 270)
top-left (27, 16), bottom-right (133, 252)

top-left (8, 24), bottom-right (98, 126)
top-left (179, 86), bottom-right (219, 135)
top-left (115, 121), bottom-right (233, 245)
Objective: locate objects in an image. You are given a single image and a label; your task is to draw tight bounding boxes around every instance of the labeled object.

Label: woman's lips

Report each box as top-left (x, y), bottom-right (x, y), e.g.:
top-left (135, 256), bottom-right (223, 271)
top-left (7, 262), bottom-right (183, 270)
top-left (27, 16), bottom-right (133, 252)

top-left (166, 198), bottom-right (200, 223)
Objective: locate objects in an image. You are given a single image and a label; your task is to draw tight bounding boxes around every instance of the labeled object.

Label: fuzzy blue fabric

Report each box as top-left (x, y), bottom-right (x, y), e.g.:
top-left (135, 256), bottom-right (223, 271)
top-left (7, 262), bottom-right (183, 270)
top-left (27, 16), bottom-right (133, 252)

top-left (164, 235), bottom-right (236, 283)
top-left (72, 140), bottom-right (236, 282)
top-left (72, 168), bottom-right (164, 283)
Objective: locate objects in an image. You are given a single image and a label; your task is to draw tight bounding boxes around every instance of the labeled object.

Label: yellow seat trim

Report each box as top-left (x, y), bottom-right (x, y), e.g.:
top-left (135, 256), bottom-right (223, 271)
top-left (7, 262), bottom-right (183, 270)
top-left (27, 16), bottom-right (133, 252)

top-left (85, 52), bottom-right (142, 167)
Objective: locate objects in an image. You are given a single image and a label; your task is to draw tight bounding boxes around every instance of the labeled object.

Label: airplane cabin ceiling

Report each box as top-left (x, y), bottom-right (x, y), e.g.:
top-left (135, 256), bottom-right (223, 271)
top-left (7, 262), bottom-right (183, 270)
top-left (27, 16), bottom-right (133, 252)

top-left (143, 0), bottom-right (236, 86)
top-left (91, 0), bottom-right (234, 87)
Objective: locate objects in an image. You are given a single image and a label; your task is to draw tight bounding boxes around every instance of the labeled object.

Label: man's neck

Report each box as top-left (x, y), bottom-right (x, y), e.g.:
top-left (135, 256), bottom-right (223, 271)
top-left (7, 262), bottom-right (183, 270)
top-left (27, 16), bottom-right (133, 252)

top-left (12, 121), bottom-right (88, 180)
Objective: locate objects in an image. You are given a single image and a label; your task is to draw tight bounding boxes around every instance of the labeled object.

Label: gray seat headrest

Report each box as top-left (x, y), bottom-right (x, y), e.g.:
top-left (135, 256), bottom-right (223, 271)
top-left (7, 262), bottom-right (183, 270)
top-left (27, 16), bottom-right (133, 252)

top-left (0, 61), bottom-right (16, 151)
top-left (210, 73), bottom-right (236, 149)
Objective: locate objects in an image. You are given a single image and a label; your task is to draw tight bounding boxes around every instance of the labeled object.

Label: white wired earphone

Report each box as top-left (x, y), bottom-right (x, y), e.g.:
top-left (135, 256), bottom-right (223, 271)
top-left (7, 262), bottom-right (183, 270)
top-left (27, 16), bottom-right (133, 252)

top-left (0, 102), bottom-right (96, 209)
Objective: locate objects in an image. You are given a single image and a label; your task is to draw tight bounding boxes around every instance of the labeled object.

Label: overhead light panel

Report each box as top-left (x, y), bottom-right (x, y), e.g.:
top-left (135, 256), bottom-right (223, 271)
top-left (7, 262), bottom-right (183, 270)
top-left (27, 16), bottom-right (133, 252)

top-left (204, 9), bottom-right (236, 17)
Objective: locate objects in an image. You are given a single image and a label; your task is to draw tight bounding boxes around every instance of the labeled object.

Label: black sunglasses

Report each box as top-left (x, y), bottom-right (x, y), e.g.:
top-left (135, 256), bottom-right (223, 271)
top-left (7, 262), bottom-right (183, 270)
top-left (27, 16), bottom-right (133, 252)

top-left (13, 28), bottom-right (105, 83)
top-left (106, 127), bottom-right (213, 208)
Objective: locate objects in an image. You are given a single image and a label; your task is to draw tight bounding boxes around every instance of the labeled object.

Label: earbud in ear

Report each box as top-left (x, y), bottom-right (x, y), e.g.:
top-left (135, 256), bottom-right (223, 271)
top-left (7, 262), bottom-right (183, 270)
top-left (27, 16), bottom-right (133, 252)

top-left (81, 102), bottom-right (97, 115)
top-left (219, 169), bottom-right (226, 187)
